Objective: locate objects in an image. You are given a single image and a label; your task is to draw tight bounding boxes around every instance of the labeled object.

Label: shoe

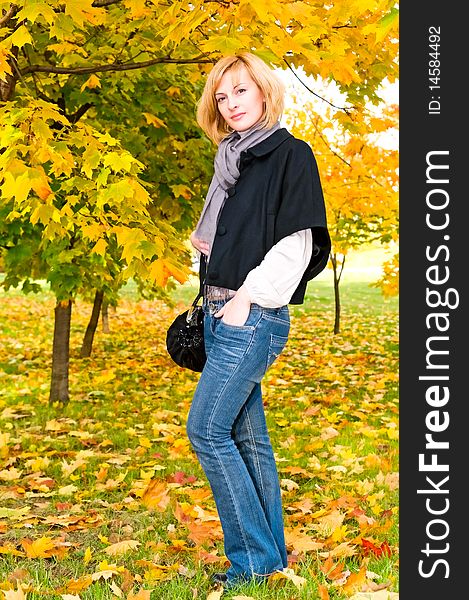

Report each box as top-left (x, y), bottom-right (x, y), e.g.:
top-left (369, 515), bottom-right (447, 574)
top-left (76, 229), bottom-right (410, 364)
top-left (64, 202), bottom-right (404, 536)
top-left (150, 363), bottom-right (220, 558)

top-left (211, 572), bottom-right (228, 585)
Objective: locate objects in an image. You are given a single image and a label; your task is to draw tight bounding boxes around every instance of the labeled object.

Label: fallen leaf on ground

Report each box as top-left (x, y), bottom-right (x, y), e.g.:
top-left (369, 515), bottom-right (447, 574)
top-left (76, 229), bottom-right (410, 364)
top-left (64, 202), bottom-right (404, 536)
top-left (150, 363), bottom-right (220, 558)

top-left (110, 581), bottom-right (123, 597)
top-left (348, 592), bottom-right (399, 600)
top-left (318, 583), bottom-right (330, 600)
top-left (21, 537), bottom-right (57, 558)
top-left (268, 568), bottom-right (307, 589)
top-left (127, 590), bottom-right (153, 600)
top-left (91, 561), bottom-right (125, 581)
top-left (141, 480), bottom-right (171, 511)
top-left (342, 563), bottom-right (368, 595)
top-left (104, 540), bottom-right (140, 556)
top-left (285, 527), bottom-right (324, 552)
top-left (206, 590), bottom-right (223, 600)
top-left (2, 586), bottom-right (27, 599)
top-left (319, 542), bottom-right (357, 559)
top-left (60, 576), bottom-right (93, 594)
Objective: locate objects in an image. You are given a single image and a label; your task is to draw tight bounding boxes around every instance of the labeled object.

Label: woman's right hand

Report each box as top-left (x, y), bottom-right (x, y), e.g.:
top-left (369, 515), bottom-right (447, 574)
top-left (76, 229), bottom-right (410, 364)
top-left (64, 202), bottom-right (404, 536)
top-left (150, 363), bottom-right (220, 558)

top-left (190, 231), bottom-right (210, 256)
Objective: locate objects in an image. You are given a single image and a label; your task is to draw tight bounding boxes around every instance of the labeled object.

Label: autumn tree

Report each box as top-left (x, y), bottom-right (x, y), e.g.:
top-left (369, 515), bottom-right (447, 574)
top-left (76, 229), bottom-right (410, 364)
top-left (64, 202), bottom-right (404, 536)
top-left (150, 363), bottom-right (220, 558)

top-left (1, 0), bottom-right (399, 403)
top-left (287, 100), bottom-right (398, 333)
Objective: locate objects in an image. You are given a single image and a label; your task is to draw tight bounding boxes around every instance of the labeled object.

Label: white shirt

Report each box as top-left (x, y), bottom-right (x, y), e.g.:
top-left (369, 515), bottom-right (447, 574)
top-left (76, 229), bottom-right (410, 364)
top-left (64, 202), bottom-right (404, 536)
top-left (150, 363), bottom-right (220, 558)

top-left (243, 229), bottom-right (313, 308)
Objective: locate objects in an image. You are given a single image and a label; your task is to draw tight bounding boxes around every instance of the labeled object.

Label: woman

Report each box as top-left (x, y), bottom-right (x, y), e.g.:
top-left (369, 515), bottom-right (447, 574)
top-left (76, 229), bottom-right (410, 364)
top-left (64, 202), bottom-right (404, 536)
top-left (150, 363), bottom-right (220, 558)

top-left (186, 52), bottom-right (330, 588)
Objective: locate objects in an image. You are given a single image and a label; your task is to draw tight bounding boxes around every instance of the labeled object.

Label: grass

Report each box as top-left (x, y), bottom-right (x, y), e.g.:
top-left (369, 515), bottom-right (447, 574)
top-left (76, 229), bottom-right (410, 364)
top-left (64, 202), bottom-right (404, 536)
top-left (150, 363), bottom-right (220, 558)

top-left (0, 248), bottom-right (399, 599)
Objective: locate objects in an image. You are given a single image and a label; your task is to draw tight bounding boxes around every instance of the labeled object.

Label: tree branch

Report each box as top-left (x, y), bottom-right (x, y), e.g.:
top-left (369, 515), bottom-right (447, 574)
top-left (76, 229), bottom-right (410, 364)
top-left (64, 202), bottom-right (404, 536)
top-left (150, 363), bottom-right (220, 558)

top-left (0, 4), bottom-right (17, 26)
top-left (309, 116), bottom-right (352, 167)
top-left (332, 24), bottom-right (357, 30)
top-left (21, 55), bottom-right (215, 76)
top-left (283, 58), bottom-right (353, 114)
top-left (69, 102), bottom-right (94, 124)
top-left (91, 0), bottom-right (123, 7)
top-left (337, 254), bottom-right (346, 284)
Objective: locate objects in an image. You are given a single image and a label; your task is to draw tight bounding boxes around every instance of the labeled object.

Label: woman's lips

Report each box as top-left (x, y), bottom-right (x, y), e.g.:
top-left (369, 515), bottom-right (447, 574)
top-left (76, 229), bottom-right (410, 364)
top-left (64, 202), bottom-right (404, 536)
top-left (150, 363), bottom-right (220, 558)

top-left (231, 113), bottom-right (245, 120)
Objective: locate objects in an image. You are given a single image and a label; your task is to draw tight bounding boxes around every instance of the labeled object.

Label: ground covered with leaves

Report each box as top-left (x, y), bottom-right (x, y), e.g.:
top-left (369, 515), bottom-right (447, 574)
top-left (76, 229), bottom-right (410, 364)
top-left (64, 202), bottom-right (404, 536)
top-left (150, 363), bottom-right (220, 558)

top-left (0, 280), bottom-right (398, 600)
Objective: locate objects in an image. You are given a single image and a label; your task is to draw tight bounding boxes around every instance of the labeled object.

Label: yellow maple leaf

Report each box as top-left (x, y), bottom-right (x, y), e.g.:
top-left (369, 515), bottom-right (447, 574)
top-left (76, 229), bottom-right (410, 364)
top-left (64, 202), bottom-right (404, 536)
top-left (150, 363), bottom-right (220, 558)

top-left (148, 259), bottom-right (169, 287)
top-left (0, 544), bottom-right (25, 557)
top-left (314, 510), bottom-right (346, 537)
top-left (91, 238), bottom-right (107, 256)
top-left (142, 113), bottom-right (167, 129)
top-left (4, 25), bottom-right (33, 50)
top-left (3, 585), bottom-right (27, 600)
top-left (91, 562), bottom-right (125, 581)
top-left (102, 151), bottom-right (135, 173)
top-left (63, 575), bottom-right (93, 594)
top-left (331, 525), bottom-right (349, 543)
top-left (21, 537), bottom-right (57, 558)
top-left (348, 592), bottom-right (399, 600)
top-left (31, 178), bottom-right (53, 200)
top-left (127, 590), bottom-right (153, 600)
top-left (206, 591), bottom-right (224, 600)
top-left (342, 563), bottom-right (368, 596)
top-left (319, 542), bottom-right (358, 559)
top-left (284, 527), bottom-right (324, 553)
top-left (80, 74), bottom-right (101, 92)
top-left (0, 467), bottom-right (22, 481)
top-left (110, 581), bottom-right (124, 598)
top-left (170, 184), bottom-right (192, 200)
top-left (161, 258), bottom-right (189, 285)
top-left (48, 41), bottom-right (88, 57)
top-left (242, 0), bottom-right (276, 23)
top-left (0, 47), bottom-right (13, 81)
top-left (141, 480), bottom-right (171, 512)
top-left (1, 171), bottom-right (32, 203)
top-left (104, 540), bottom-right (140, 556)
top-left (65, 0), bottom-right (107, 27)
top-left (268, 568), bottom-right (307, 589)
top-left (123, 0), bottom-right (151, 19)
top-left (15, 2), bottom-right (56, 25)
top-left (83, 547), bottom-right (92, 565)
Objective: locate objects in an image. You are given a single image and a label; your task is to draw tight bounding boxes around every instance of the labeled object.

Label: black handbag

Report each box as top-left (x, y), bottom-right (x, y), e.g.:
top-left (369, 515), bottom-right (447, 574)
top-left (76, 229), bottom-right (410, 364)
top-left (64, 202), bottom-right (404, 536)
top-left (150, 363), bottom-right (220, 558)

top-left (166, 254), bottom-right (207, 372)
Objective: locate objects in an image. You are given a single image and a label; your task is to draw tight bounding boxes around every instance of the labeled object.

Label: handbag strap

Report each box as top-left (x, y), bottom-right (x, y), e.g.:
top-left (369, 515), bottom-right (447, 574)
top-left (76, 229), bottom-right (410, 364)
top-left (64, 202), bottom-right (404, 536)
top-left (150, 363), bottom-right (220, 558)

top-left (198, 253), bottom-right (207, 294)
top-left (194, 252), bottom-right (207, 305)
top-left (186, 254), bottom-right (206, 322)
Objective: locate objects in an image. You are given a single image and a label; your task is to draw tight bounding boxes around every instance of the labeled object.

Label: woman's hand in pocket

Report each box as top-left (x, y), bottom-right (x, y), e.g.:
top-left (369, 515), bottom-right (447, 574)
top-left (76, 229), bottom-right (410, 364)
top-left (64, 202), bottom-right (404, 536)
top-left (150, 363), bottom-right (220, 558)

top-left (215, 285), bottom-right (252, 326)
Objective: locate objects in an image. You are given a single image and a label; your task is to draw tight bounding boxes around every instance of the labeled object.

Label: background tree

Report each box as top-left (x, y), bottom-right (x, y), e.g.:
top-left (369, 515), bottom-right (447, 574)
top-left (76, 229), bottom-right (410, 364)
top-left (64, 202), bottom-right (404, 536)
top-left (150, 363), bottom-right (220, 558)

top-left (287, 100), bottom-right (398, 333)
top-left (1, 0), bottom-right (399, 403)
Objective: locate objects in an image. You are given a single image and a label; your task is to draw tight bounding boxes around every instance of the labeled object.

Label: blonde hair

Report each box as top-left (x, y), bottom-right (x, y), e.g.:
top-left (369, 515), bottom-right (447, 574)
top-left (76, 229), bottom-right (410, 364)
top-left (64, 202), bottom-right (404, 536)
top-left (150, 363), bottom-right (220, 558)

top-left (196, 52), bottom-right (286, 145)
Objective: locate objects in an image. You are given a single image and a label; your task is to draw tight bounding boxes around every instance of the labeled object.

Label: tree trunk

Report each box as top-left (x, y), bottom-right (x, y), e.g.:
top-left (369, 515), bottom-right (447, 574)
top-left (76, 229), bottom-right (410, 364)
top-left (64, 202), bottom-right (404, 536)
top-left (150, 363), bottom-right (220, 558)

top-left (331, 253), bottom-right (345, 334)
top-left (49, 300), bottom-right (72, 406)
top-left (80, 290), bottom-right (104, 358)
top-left (101, 299), bottom-right (110, 333)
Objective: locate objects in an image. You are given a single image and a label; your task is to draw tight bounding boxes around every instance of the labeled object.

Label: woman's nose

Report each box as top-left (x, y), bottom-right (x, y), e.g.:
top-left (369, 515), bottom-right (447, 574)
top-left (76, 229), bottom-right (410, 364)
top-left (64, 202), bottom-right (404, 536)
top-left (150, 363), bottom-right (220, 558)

top-left (227, 95), bottom-right (238, 110)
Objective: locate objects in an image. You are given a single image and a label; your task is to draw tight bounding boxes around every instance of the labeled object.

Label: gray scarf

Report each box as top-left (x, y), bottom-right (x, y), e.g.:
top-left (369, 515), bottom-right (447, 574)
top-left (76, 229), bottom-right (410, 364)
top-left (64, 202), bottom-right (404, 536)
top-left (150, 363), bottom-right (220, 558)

top-left (195, 121), bottom-right (281, 255)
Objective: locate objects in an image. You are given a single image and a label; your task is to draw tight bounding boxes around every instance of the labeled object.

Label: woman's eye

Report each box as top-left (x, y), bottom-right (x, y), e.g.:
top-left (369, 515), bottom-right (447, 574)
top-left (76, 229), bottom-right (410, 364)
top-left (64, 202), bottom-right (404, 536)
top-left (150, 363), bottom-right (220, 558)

top-left (237, 88), bottom-right (246, 94)
top-left (217, 97), bottom-right (225, 103)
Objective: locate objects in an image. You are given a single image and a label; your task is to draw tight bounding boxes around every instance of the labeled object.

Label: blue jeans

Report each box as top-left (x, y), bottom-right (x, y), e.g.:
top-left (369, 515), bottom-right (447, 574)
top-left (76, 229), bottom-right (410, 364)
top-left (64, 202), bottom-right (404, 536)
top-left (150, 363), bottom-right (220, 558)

top-left (186, 300), bottom-right (290, 586)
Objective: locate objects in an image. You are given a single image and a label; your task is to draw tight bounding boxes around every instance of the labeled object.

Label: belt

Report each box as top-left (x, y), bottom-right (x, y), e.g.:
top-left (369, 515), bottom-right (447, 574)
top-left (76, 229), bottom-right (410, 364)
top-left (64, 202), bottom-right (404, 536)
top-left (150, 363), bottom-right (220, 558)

top-left (203, 285), bottom-right (236, 302)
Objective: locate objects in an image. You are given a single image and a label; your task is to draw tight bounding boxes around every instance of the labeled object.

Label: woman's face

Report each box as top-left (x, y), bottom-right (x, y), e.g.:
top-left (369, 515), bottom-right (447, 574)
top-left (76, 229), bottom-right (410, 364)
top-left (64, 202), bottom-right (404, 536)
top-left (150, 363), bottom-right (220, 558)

top-left (215, 65), bottom-right (265, 132)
